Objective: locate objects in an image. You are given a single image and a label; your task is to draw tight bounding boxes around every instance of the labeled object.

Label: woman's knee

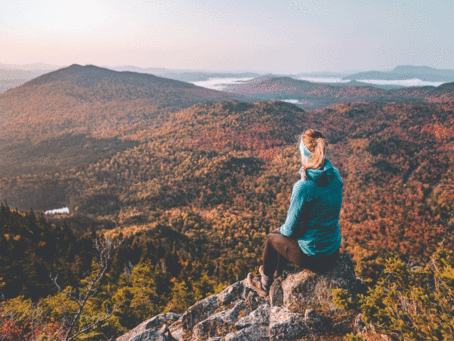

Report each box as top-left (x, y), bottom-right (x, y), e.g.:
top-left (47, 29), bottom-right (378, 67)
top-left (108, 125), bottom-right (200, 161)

top-left (266, 233), bottom-right (278, 246)
top-left (269, 228), bottom-right (281, 234)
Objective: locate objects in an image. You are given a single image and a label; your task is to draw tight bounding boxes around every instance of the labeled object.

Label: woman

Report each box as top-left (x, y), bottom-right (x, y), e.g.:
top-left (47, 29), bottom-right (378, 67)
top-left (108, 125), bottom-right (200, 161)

top-left (247, 129), bottom-right (343, 297)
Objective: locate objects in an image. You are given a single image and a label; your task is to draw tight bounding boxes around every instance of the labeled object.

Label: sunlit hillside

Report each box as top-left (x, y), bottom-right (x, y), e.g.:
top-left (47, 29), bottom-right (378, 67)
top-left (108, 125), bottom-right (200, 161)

top-left (0, 65), bottom-right (244, 176)
top-left (1, 98), bottom-right (453, 339)
top-left (2, 100), bottom-right (453, 261)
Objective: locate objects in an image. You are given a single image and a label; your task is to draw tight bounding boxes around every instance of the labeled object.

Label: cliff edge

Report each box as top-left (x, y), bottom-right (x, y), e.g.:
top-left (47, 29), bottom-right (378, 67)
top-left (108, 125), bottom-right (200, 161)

top-left (117, 254), bottom-right (364, 341)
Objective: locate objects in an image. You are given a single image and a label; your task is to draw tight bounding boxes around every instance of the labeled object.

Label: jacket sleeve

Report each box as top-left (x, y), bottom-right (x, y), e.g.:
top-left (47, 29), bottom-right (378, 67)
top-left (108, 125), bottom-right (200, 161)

top-left (280, 181), bottom-right (307, 238)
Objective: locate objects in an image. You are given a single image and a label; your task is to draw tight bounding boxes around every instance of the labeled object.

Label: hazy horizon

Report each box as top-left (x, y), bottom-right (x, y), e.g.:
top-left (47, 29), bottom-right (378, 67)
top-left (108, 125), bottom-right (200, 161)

top-left (2, 0), bottom-right (453, 74)
top-left (191, 76), bottom-right (447, 91)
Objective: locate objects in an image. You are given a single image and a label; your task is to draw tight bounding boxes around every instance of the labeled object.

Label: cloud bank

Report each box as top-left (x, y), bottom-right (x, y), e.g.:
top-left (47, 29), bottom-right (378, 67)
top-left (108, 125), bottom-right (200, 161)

top-left (298, 77), bottom-right (350, 83)
top-left (45, 207), bottom-right (70, 215)
top-left (192, 77), bottom-right (254, 91)
top-left (192, 76), bottom-right (446, 92)
top-left (356, 79), bottom-right (445, 87)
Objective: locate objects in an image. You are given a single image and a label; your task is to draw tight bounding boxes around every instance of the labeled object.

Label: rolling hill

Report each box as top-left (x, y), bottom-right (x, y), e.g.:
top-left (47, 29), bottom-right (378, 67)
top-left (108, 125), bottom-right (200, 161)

top-left (110, 65), bottom-right (261, 83)
top-left (0, 64), bottom-right (243, 143)
top-left (0, 64), bottom-right (60, 92)
top-left (345, 65), bottom-right (454, 82)
top-left (222, 75), bottom-right (454, 108)
top-left (1, 98), bottom-right (453, 339)
top-left (1, 99), bottom-right (453, 260)
top-left (0, 64), bottom-right (244, 175)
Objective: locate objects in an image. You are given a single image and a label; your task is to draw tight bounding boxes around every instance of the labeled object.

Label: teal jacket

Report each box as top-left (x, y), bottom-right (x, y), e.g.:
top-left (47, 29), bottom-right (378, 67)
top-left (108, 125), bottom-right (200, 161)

top-left (280, 159), bottom-right (343, 257)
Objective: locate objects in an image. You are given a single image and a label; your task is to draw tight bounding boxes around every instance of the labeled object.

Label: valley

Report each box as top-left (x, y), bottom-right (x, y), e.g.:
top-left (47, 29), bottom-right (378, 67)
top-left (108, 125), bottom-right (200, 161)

top-left (0, 65), bottom-right (453, 340)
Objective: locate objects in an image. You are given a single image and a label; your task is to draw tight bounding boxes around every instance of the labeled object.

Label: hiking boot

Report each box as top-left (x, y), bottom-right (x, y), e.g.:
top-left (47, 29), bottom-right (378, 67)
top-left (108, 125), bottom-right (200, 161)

top-left (247, 266), bottom-right (274, 297)
top-left (260, 265), bottom-right (281, 280)
top-left (247, 273), bottom-right (269, 297)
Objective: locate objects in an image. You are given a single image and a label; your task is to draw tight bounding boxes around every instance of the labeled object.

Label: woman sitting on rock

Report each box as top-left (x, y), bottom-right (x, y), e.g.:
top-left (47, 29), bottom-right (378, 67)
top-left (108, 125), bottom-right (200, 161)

top-left (248, 129), bottom-right (343, 297)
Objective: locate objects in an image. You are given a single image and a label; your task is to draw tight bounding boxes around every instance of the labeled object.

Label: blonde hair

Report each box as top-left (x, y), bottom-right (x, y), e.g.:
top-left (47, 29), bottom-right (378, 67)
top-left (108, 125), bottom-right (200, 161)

top-left (300, 129), bottom-right (326, 180)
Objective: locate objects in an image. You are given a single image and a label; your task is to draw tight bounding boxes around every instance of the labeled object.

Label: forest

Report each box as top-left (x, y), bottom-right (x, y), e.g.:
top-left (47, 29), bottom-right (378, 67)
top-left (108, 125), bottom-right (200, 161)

top-left (1, 99), bottom-right (453, 340)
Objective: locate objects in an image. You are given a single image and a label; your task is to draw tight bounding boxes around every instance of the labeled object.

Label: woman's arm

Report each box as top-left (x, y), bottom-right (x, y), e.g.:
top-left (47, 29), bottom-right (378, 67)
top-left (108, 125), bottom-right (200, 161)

top-left (279, 181), bottom-right (307, 238)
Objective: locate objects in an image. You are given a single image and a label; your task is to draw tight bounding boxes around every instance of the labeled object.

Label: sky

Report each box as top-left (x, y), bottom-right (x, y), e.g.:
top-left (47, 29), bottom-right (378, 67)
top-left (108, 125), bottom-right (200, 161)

top-left (1, 0), bottom-right (453, 73)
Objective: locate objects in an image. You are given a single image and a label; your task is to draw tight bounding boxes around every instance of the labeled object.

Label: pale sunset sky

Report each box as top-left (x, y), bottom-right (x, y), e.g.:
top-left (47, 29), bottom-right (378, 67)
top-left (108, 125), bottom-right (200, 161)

top-left (1, 0), bottom-right (453, 73)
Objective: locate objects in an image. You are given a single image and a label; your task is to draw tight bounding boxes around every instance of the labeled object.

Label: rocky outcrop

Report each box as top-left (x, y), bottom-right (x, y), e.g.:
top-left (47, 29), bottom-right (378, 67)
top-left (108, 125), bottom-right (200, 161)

top-left (117, 253), bottom-right (364, 341)
top-left (117, 313), bottom-right (181, 341)
top-left (281, 254), bottom-right (365, 311)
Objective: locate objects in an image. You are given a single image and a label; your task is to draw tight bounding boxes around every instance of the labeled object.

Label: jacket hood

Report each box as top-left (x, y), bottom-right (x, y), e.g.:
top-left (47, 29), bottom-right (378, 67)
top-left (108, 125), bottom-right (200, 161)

top-left (301, 159), bottom-right (336, 187)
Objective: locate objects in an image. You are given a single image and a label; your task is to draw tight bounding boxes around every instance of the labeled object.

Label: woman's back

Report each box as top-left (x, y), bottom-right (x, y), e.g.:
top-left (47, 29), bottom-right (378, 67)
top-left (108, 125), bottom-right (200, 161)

top-left (280, 158), bottom-right (343, 257)
top-left (247, 129), bottom-right (343, 297)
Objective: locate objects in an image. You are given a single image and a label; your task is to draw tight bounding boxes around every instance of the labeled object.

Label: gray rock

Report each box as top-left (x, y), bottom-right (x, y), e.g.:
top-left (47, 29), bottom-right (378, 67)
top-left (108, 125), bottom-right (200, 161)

top-left (244, 290), bottom-right (267, 312)
top-left (245, 304), bottom-right (270, 326)
top-left (145, 314), bottom-right (168, 330)
top-left (117, 313), bottom-right (180, 341)
top-left (225, 300), bottom-right (247, 323)
top-left (282, 254), bottom-right (360, 311)
top-left (235, 304), bottom-right (270, 330)
top-left (119, 253), bottom-right (365, 341)
top-left (225, 326), bottom-right (269, 341)
top-left (269, 306), bottom-right (307, 341)
top-left (159, 324), bottom-right (174, 340)
top-left (218, 281), bottom-right (246, 305)
top-left (165, 313), bottom-right (181, 322)
top-left (192, 300), bottom-right (246, 339)
top-left (168, 321), bottom-right (185, 341)
top-left (130, 330), bottom-right (167, 341)
top-left (269, 278), bottom-right (283, 307)
top-left (130, 324), bottom-right (173, 341)
top-left (242, 283), bottom-right (254, 300)
top-left (234, 316), bottom-right (252, 331)
top-left (304, 309), bottom-right (330, 332)
top-left (192, 312), bottom-right (226, 339)
top-left (181, 295), bottom-right (219, 331)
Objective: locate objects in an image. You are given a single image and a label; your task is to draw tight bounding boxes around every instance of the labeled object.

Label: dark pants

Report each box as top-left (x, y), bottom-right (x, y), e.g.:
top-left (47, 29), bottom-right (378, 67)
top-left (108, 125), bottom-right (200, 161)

top-left (262, 228), bottom-right (339, 278)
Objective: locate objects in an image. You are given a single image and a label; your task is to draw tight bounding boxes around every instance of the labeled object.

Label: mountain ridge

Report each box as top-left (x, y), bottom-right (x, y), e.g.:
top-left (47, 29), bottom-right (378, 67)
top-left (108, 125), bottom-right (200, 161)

top-left (0, 64), bottom-right (245, 176)
top-left (345, 65), bottom-right (454, 82)
top-left (0, 64), bottom-right (244, 144)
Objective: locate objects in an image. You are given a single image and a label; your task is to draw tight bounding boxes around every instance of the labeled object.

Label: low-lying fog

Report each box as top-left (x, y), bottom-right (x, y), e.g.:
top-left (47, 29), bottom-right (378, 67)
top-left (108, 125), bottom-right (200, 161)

top-left (298, 77), bottom-right (350, 83)
top-left (192, 77), bottom-right (446, 91)
top-left (356, 79), bottom-right (445, 87)
top-left (45, 207), bottom-right (69, 215)
top-left (192, 77), bottom-right (254, 91)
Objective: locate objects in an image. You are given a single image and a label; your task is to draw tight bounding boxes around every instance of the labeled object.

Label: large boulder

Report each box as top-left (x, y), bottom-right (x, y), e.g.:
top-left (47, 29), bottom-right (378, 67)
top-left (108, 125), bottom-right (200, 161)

top-left (180, 295), bottom-right (219, 331)
top-left (117, 253), bottom-right (363, 341)
top-left (281, 254), bottom-right (365, 311)
top-left (192, 300), bottom-right (246, 339)
top-left (268, 306), bottom-right (307, 341)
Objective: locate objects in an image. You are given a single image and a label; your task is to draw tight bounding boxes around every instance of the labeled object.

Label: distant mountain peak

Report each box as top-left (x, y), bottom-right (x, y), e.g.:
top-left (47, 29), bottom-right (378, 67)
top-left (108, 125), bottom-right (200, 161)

top-left (346, 65), bottom-right (454, 81)
top-left (392, 65), bottom-right (438, 73)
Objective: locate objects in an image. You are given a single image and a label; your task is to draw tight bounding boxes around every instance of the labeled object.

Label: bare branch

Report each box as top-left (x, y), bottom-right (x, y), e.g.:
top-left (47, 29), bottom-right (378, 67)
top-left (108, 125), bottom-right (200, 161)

top-left (50, 274), bottom-right (83, 309)
top-left (66, 302), bottom-right (122, 341)
top-left (49, 237), bottom-right (123, 341)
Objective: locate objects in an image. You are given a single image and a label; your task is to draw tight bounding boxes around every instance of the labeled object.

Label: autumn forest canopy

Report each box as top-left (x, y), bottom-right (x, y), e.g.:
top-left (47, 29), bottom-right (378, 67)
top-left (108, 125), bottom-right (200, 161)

top-left (0, 66), bottom-right (453, 340)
